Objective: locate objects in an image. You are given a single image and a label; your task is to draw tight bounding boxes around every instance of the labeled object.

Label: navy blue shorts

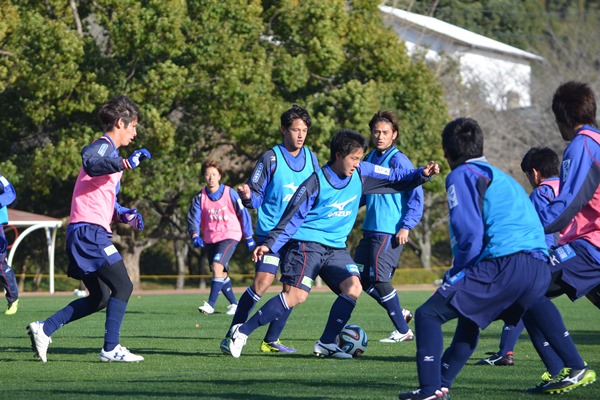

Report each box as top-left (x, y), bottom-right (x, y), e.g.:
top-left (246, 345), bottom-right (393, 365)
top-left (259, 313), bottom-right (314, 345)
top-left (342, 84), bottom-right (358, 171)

top-left (254, 235), bottom-right (281, 275)
top-left (205, 239), bottom-right (238, 272)
top-left (66, 224), bottom-right (123, 280)
top-left (548, 240), bottom-right (600, 300)
top-left (280, 241), bottom-right (360, 293)
top-left (437, 251), bottom-right (550, 329)
top-left (354, 233), bottom-right (403, 284)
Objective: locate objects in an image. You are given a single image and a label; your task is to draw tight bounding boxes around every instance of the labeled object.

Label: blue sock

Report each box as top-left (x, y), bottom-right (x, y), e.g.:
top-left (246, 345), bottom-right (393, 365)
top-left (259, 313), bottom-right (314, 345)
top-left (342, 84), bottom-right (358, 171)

top-left (319, 294), bottom-right (356, 344)
top-left (415, 305), bottom-right (445, 396)
top-left (440, 317), bottom-right (480, 389)
top-left (380, 290), bottom-right (409, 333)
top-left (499, 320), bottom-right (524, 355)
top-left (523, 298), bottom-right (585, 370)
top-left (104, 297), bottom-right (128, 351)
top-left (43, 297), bottom-right (93, 336)
top-left (228, 286), bottom-right (261, 330)
top-left (221, 277), bottom-right (237, 304)
top-left (240, 293), bottom-right (288, 336)
top-left (264, 306), bottom-right (293, 343)
top-left (207, 278), bottom-right (225, 307)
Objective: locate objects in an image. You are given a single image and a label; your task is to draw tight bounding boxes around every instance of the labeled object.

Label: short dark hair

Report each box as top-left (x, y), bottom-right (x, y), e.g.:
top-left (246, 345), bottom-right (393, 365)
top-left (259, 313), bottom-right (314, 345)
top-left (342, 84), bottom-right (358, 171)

top-left (520, 147), bottom-right (559, 178)
top-left (329, 129), bottom-right (368, 162)
top-left (552, 81), bottom-right (597, 128)
top-left (368, 110), bottom-right (399, 134)
top-left (280, 104), bottom-right (312, 129)
top-left (98, 95), bottom-right (141, 132)
top-left (441, 118), bottom-right (483, 163)
top-left (201, 160), bottom-right (222, 176)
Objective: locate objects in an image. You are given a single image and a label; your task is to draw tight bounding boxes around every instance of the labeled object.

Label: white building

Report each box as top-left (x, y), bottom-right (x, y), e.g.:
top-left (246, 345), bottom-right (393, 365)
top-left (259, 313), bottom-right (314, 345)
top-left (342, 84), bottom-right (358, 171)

top-left (380, 5), bottom-right (544, 111)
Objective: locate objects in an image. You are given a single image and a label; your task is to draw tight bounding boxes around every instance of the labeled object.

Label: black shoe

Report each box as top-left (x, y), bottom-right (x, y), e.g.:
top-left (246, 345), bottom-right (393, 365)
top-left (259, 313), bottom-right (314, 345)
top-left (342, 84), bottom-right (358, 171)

top-left (476, 352), bottom-right (514, 366)
top-left (526, 371), bottom-right (555, 393)
top-left (398, 388), bottom-right (449, 400)
top-left (541, 365), bottom-right (596, 394)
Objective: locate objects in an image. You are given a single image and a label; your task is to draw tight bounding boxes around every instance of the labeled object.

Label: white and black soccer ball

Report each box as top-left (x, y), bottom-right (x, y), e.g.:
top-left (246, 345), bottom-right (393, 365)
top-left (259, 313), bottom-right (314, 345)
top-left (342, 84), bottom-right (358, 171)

top-left (337, 324), bottom-right (368, 357)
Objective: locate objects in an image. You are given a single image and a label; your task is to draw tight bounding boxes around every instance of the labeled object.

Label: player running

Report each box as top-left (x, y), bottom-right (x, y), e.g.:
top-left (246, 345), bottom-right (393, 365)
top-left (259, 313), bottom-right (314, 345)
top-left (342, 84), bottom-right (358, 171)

top-left (0, 174), bottom-right (19, 315)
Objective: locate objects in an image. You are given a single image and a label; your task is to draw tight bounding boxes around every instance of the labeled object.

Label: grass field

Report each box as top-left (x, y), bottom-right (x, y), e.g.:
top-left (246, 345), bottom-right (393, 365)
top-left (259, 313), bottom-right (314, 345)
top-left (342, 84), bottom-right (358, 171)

top-left (1, 290), bottom-right (599, 399)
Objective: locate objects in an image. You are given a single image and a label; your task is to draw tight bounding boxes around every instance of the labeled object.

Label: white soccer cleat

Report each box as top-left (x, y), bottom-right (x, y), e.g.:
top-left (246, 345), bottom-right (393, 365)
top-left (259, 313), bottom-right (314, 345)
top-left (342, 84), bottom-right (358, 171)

top-left (100, 344), bottom-right (144, 362)
top-left (313, 340), bottom-right (353, 359)
top-left (27, 321), bottom-right (52, 362)
top-left (198, 301), bottom-right (214, 315)
top-left (226, 303), bottom-right (238, 315)
top-left (380, 328), bottom-right (414, 343)
top-left (229, 324), bottom-right (247, 358)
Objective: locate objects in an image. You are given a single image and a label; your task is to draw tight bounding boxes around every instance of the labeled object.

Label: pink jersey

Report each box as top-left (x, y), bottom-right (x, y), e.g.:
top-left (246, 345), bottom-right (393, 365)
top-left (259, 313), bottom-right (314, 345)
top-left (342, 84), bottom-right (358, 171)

top-left (200, 186), bottom-right (242, 243)
top-left (69, 137), bottom-right (122, 233)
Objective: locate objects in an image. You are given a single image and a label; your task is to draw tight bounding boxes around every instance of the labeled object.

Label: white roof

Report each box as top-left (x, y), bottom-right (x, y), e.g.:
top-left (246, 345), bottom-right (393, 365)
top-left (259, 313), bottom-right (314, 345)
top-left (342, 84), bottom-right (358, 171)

top-left (380, 5), bottom-right (544, 62)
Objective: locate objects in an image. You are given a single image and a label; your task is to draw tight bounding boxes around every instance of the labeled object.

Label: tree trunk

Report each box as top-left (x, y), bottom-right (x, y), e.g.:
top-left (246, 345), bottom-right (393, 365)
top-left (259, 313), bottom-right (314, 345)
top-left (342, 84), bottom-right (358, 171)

top-left (174, 240), bottom-right (188, 290)
top-left (121, 246), bottom-right (144, 290)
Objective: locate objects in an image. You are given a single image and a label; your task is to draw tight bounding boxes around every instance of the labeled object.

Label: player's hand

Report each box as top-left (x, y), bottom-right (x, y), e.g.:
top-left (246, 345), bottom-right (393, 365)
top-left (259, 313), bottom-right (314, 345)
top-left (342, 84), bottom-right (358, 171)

top-left (422, 161), bottom-right (440, 177)
top-left (246, 237), bottom-right (256, 252)
top-left (252, 245), bottom-right (270, 262)
top-left (120, 208), bottom-right (144, 231)
top-left (123, 148), bottom-right (152, 169)
top-left (237, 184), bottom-right (251, 201)
top-left (395, 228), bottom-right (409, 245)
top-left (193, 236), bottom-right (204, 248)
top-left (0, 236), bottom-right (7, 253)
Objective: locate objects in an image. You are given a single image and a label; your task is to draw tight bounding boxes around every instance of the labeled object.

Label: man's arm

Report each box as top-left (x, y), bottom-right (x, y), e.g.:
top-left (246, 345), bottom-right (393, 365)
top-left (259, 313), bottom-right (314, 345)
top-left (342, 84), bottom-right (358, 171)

top-left (239, 149), bottom-right (276, 209)
top-left (359, 160), bottom-right (438, 194)
top-left (230, 188), bottom-right (254, 239)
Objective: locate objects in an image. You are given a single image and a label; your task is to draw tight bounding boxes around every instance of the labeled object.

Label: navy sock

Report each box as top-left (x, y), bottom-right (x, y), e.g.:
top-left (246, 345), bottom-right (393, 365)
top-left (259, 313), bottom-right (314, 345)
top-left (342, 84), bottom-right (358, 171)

top-left (228, 286), bottom-right (261, 330)
top-left (221, 277), bottom-right (237, 304)
top-left (207, 278), bottom-right (225, 307)
top-left (319, 294), bottom-right (356, 344)
top-left (380, 290), bottom-right (409, 333)
top-left (499, 320), bottom-right (524, 355)
top-left (240, 293), bottom-right (288, 336)
top-left (264, 306), bottom-right (293, 343)
top-left (104, 297), bottom-right (128, 351)
top-left (43, 297), bottom-right (93, 336)
top-left (415, 306), bottom-right (445, 395)
top-left (440, 317), bottom-right (480, 389)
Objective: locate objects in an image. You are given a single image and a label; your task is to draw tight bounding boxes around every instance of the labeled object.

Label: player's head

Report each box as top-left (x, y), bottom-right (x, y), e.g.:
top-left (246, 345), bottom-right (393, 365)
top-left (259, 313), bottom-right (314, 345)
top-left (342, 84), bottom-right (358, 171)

top-left (201, 160), bottom-right (222, 188)
top-left (520, 147), bottom-right (559, 188)
top-left (280, 104), bottom-right (312, 152)
top-left (329, 129), bottom-right (368, 177)
top-left (98, 95), bottom-right (141, 133)
top-left (442, 117), bottom-right (483, 170)
top-left (552, 81), bottom-right (597, 140)
top-left (368, 110), bottom-right (398, 151)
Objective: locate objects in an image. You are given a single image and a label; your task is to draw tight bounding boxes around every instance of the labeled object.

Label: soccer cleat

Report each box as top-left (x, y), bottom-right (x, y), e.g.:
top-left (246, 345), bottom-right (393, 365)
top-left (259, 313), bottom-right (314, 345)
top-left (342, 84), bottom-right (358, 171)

top-left (198, 301), bottom-right (214, 315)
top-left (27, 321), bottom-right (52, 362)
top-left (229, 324), bottom-right (248, 358)
top-left (398, 388), bottom-right (449, 400)
top-left (541, 365), bottom-right (596, 394)
top-left (5, 299), bottom-right (19, 315)
top-left (403, 309), bottom-right (413, 324)
top-left (226, 303), bottom-right (238, 315)
top-left (526, 371), bottom-right (556, 393)
top-left (476, 351), bottom-right (514, 366)
top-left (260, 340), bottom-right (297, 353)
top-left (100, 344), bottom-right (144, 362)
top-left (220, 338), bottom-right (231, 355)
top-left (380, 328), bottom-right (415, 343)
top-left (313, 340), bottom-right (352, 359)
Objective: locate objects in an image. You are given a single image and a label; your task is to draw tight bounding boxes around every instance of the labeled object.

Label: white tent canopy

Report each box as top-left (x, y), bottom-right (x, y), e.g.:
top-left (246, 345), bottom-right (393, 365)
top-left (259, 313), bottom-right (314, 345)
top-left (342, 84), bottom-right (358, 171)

top-left (7, 209), bottom-right (63, 293)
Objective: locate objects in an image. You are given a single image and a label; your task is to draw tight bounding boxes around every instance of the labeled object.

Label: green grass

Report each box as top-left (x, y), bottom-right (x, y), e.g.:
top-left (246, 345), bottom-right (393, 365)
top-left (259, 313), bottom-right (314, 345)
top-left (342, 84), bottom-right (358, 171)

top-left (1, 290), bottom-right (599, 399)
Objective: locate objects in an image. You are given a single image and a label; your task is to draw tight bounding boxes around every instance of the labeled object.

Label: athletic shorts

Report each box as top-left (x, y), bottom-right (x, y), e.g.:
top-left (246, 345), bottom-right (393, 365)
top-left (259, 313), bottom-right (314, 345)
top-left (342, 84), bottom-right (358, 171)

top-left (254, 235), bottom-right (281, 275)
top-left (354, 233), bottom-right (403, 284)
top-left (437, 251), bottom-right (550, 329)
top-left (66, 224), bottom-right (123, 280)
top-left (280, 241), bottom-right (360, 293)
top-left (548, 239), bottom-right (600, 300)
top-left (205, 239), bottom-right (238, 272)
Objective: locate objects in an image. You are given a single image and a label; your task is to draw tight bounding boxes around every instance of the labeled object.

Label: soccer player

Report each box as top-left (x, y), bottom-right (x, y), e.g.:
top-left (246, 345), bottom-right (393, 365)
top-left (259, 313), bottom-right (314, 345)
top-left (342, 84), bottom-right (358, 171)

top-left (221, 104), bottom-right (319, 354)
top-left (27, 95), bottom-right (151, 363)
top-left (227, 128), bottom-right (439, 359)
top-left (398, 118), bottom-right (593, 400)
top-left (354, 110), bottom-right (421, 343)
top-left (476, 146), bottom-right (560, 367)
top-left (187, 159), bottom-right (254, 316)
top-left (0, 174), bottom-right (19, 315)
top-left (527, 80), bottom-right (600, 392)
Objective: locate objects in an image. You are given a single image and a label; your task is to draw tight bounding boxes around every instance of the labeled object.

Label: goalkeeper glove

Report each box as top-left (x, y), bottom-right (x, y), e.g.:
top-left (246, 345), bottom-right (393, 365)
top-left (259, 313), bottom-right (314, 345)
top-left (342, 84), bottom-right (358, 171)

top-left (119, 208), bottom-right (144, 231)
top-left (193, 237), bottom-right (204, 248)
top-left (123, 148), bottom-right (151, 169)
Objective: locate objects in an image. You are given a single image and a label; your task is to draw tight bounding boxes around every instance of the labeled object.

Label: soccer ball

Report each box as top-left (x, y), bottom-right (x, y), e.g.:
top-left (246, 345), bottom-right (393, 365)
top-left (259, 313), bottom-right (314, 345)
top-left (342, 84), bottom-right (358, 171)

top-left (337, 324), bottom-right (368, 357)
